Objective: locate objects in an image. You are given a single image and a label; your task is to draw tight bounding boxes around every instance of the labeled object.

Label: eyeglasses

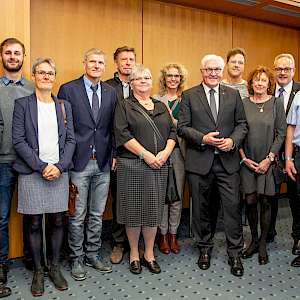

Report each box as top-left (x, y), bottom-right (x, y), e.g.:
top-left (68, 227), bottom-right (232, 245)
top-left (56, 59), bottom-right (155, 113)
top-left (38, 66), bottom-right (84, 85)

top-left (201, 68), bottom-right (222, 75)
top-left (35, 70), bottom-right (56, 77)
top-left (166, 74), bottom-right (181, 79)
top-left (132, 76), bottom-right (152, 81)
top-left (274, 67), bottom-right (294, 74)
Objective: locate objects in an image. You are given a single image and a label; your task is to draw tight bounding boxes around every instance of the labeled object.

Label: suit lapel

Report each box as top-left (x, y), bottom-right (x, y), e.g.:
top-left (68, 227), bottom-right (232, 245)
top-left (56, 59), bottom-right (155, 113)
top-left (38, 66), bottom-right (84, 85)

top-left (198, 84), bottom-right (215, 124)
top-left (286, 81), bottom-right (298, 115)
top-left (216, 85), bottom-right (225, 126)
top-left (79, 77), bottom-right (96, 123)
top-left (96, 82), bottom-right (107, 125)
top-left (29, 94), bottom-right (38, 137)
top-left (53, 97), bottom-right (64, 140)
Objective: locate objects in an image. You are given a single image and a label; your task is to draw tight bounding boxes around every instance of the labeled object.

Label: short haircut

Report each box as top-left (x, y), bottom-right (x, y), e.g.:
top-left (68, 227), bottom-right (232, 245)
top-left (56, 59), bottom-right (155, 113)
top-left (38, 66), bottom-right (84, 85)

top-left (226, 47), bottom-right (246, 63)
top-left (113, 46), bottom-right (136, 61)
top-left (274, 53), bottom-right (295, 68)
top-left (84, 48), bottom-right (105, 61)
top-left (247, 66), bottom-right (275, 96)
top-left (32, 57), bottom-right (56, 74)
top-left (201, 54), bottom-right (225, 70)
top-left (158, 63), bottom-right (188, 97)
top-left (129, 64), bottom-right (152, 82)
top-left (0, 37), bottom-right (25, 54)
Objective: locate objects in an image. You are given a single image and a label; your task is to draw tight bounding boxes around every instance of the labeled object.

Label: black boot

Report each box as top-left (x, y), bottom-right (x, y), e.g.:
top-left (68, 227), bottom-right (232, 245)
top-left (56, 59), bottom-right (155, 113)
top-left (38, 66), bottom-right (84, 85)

top-left (242, 200), bottom-right (259, 259)
top-left (31, 268), bottom-right (44, 297)
top-left (48, 264), bottom-right (68, 291)
top-left (258, 196), bottom-right (271, 265)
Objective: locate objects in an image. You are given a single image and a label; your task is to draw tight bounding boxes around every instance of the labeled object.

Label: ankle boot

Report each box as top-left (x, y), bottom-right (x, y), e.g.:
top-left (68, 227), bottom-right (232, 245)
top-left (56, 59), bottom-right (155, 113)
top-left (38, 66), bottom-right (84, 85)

top-left (169, 234), bottom-right (180, 254)
top-left (159, 234), bottom-right (170, 254)
top-left (49, 264), bottom-right (68, 291)
top-left (31, 268), bottom-right (44, 297)
top-left (242, 240), bottom-right (258, 259)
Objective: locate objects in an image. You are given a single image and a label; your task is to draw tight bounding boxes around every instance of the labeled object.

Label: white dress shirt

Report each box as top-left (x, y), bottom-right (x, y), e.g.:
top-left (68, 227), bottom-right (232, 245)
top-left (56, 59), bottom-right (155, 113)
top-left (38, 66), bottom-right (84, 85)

top-left (203, 83), bottom-right (219, 114)
top-left (275, 80), bottom-right (293, 113)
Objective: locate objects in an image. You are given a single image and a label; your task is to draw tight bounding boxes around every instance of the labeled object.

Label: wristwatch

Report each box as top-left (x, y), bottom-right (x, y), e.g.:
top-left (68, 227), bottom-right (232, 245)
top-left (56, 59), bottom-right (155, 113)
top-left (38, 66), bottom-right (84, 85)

top-left (266, 153), bottom-right (275, 162)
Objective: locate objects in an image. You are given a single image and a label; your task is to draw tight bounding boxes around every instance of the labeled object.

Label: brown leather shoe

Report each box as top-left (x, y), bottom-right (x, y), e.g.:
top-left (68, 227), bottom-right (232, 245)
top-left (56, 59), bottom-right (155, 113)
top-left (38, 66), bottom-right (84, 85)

top-left (110, 245), bottom-right (124, 264)
top-left (159, 234), bottom-right (170, 254)
top-left (169, 234), bottom-right (180, 254)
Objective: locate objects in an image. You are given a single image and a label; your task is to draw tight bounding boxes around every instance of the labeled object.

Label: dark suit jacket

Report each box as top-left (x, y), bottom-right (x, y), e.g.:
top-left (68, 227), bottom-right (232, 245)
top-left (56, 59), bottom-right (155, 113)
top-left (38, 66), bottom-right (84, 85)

top-left (12, 93), bottom-right (76, 174)
top-left (178, 83), bottom-right (248, 175)
top-left (58, 76), bottom-right (117, 172)
top-left (285, 80), bottom-right (300, 116)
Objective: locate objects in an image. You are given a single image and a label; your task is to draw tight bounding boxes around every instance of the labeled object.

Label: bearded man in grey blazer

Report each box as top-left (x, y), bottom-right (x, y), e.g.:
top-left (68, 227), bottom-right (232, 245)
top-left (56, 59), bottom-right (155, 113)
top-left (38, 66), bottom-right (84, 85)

top-left (178, 54), bottom-right (248, 277)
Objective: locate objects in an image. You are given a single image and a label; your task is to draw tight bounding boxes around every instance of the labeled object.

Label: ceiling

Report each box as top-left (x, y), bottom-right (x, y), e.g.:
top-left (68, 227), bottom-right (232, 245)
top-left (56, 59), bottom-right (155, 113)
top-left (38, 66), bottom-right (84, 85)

top-left (159, 0), bottom-right (300, 29)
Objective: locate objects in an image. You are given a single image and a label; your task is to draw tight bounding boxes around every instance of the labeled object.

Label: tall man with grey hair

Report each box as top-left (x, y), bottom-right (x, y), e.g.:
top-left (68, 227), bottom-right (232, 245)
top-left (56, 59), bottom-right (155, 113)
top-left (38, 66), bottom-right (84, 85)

top-left (268, 54), bottom-right (300, 253)
top-left (178, 54), bottom-right (248, 277)
top-left (58, 48), bottom-right (117, 281)
top-left (0, 37), bottom-right (34, 298)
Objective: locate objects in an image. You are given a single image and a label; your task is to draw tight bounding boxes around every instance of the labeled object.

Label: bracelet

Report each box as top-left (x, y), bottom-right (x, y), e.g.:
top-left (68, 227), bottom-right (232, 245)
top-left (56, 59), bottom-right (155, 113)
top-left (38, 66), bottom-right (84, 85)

top-left (285, 156), bottom-right (294, 161)
top-left (240, 157), bottom-right (246, 165)
top-left (139, 149), bottom-right (146, 160)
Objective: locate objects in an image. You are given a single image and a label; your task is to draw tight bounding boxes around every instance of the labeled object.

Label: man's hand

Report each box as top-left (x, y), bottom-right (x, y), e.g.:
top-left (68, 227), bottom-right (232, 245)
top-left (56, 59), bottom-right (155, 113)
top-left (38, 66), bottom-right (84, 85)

top-left (42, 164), bottom-right (61, 181)
top-left (111, 158), bottom-right (117, 171)
top-left (217, 138), bottom-right (234, 152)
top-left (286, 160), bottom-right (297, 181)
top-left (202, 131), bottom-right (224, 147)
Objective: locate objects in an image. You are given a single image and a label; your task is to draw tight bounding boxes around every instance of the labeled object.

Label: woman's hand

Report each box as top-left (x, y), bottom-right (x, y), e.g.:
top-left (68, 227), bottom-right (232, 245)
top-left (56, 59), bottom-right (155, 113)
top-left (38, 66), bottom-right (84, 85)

top-left (255, 158), bottom-right (271, 174)
top-left (156, 149), bottom-right (170, 166)
top-left (42, 164), bottom-right (61, 181)
top-left (243, 158), bottom-right (259, 171)
top-left (143, 151), bottom-right (162, 169)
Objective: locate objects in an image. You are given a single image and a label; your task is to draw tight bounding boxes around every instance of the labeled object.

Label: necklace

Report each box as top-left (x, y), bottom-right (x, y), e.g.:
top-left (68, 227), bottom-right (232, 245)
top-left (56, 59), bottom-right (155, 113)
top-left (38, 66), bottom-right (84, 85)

top-left (256, 102), bottom-right (265, 113)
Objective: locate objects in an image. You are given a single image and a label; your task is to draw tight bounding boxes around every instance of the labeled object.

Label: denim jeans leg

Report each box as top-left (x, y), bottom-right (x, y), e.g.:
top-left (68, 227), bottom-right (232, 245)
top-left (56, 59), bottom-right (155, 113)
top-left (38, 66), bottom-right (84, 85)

top-left (68, 164), bottom-right (91, 260)
top-left (0, 163), bottom-right (17, 265)
top-left (85, 162), bottom-right (110, 259)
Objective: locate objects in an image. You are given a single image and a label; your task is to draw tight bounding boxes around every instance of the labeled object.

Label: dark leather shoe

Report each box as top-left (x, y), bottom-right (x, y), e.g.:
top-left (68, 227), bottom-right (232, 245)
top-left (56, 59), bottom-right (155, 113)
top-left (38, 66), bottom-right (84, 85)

top-left (31, 269), bottom-right (44, 297)
top-left (228, 257), bottom-right (244, 277)
top-left (291, 255), bottom-right (300, 267)
top-left (266, 230), bottom-right (277, 243)
top-left (48, 265), bottom-right (68, 291)
top-left (159, 234), bottom-right (170, 254)
top-left (292, 240), bottom-right (300, 255)
top-left (258, 254), bottom-right (269, 265)
top-left (141, 257), bottom-right (161, 274)
top-left (0, 285), bottom-right (11, 298)
top-left (169, 234), bottom-right (180, 254)
top-left (242, 241), bottom-right (258, 259)
top-left (0, 265), bottom-right (8, 285)
top-left (197, 253), bottom-right (211, 270)
top-left (129, 260), bottom-right (141, 274)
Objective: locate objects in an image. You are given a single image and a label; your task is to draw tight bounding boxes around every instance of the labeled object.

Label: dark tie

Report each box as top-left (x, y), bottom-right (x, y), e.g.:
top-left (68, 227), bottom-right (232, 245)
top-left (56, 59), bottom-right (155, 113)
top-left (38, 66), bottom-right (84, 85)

top-left (90, 84), bottom-right (100, 120)
top-left (209, 89), bottom-right (217, 122)
top-left (278, 87), bottom-right (285, 104)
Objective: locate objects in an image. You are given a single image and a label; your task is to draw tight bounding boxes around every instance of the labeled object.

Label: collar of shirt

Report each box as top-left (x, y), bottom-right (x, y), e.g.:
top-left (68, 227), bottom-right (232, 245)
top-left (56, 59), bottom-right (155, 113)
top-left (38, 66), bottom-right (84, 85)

top-left (202, 83), bottom-right (220, 113)
top-left (0, 75), bottom-right (25, 86)
top-left (83, 75), bottom-right (102, 108)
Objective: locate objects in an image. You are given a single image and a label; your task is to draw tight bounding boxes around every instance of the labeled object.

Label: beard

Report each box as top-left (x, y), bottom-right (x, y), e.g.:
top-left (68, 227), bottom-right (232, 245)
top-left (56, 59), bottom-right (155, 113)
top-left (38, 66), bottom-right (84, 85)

top-left (2, 59), bottom-right (23, 72)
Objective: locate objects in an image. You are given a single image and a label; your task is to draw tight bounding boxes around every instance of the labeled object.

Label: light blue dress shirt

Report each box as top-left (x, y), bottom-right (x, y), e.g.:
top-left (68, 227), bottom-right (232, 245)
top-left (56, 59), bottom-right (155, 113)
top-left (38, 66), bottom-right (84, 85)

top-left (83, 75), bottom-right (101, 108)
top-left (287, 91), bottom-right (300, 146)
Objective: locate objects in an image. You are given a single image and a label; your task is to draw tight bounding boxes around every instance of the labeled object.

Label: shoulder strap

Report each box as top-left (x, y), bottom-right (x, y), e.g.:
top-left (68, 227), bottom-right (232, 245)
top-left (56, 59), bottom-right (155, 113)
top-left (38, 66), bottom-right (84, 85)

top-left (58, 99), bottom-right (67, 128)
top-left (170, 99), bottom-right (179, 113)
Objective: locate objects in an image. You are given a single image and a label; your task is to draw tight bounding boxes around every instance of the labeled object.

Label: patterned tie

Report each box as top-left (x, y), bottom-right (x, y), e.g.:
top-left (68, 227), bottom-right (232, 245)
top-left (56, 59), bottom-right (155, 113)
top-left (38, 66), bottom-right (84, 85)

top-left (90, 84), bottom-right (100, 120)
top-left (209, 89), bottom-right (217, 122)
top-left (278, 87), bottom-right (285, 104)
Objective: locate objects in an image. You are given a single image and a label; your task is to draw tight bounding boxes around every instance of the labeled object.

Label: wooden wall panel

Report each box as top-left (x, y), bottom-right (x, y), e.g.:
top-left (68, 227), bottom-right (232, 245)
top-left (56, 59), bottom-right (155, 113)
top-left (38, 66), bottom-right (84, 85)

top-left (143, 0), bottom-right (233, 93)
top-left (0, 0), bottom-right (31, 259)
top-left (233, 17), bottom-right (299, 80)
top-left (31, 0), bottom-right (143, 94)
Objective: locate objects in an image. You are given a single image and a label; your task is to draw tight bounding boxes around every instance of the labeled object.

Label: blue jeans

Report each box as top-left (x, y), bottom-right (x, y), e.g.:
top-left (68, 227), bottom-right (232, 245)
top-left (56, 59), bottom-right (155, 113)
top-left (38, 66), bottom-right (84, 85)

top-left (68, 160), bottom-right (110, 260)
top-left (0, 163), bottom-right (17, 264)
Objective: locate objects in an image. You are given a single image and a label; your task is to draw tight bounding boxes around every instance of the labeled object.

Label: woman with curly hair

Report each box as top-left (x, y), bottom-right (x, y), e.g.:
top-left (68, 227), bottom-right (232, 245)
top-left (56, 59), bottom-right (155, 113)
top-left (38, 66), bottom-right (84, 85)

top-left (153, 63), bottom-right (187, 255)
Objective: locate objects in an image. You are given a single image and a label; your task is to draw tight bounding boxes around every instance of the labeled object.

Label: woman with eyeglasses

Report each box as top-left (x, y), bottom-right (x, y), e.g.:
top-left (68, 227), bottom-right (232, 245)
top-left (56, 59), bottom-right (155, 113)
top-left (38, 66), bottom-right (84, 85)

top-left (239, 66), bottom-right (286, 265)
top-left (12, 58), bottom-right (75, 296)
top-left (153, 63), bottom-right (187, 255)
top-left (114, 64), bottom-right (176, 274)
top-left (222, 48), bottom-right (248, 99)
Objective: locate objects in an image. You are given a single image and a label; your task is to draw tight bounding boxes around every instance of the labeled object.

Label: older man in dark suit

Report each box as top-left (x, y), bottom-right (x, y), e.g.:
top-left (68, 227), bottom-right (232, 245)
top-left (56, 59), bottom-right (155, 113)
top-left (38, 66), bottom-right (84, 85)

top-left (178, 54), bottom-right (248, 277)
top-left (58, 48), bottom-right (117, 281)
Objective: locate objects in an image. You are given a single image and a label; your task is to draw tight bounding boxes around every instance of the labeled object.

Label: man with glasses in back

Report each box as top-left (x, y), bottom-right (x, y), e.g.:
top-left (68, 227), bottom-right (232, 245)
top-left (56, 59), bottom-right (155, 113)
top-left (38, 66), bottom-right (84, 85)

top-left (269, 54), bottom-right (300, 261)
top-left (0, 37), bottom-right (34, 298)
top-left (178, 54), bottom-right (248, 277)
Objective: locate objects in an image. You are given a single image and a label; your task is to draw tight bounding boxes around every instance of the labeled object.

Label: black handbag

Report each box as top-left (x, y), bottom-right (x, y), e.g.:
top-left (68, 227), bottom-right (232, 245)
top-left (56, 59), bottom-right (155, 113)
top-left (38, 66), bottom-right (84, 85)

top-left (129, 100), bottom-right (179, 203)
top-left (273, 158), bottom-right (286, 185)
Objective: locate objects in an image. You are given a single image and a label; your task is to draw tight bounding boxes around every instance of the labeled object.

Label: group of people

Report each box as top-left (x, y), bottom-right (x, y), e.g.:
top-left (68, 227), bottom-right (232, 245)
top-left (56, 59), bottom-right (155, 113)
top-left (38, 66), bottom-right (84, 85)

top-left (0, 37), bottom-right (300, 298)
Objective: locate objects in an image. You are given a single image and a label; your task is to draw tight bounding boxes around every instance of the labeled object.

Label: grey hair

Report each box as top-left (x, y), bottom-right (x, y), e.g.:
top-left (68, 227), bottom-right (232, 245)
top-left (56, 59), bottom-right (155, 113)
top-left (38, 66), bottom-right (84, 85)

top-left (129, 64), bottom-right (152, 82)
top-left (274, 53), bottom-right (295, 68)
top-left (201, 54), bottom-right (225, 70)
top-left (83, 48), bottom-right (106, 61)
top-left (32, 57), bottom-right (56, 74)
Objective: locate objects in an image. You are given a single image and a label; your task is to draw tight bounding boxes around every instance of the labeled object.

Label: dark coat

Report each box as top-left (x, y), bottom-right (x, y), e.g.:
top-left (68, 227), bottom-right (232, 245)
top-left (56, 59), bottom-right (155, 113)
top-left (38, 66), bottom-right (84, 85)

top-left (58, 76), bottom-right (117, 172)
top-left (12, 93), bottom-right (76, 174)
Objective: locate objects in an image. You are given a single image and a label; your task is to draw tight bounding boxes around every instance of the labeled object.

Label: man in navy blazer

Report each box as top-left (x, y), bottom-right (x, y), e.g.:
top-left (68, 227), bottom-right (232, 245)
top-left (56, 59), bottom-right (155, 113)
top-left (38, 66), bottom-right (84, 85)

top-left (58, 48), bottom-right (117, 281)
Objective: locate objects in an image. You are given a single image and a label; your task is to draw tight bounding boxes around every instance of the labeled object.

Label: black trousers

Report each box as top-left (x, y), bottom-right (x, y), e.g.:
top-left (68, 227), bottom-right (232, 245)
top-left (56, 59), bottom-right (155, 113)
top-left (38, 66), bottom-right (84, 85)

top-left (188, 156), bottom-right (243, 258)
top-left (291, 152), bottom-right (300, 241)
top-left (111, 170), bottom-right (127, 246)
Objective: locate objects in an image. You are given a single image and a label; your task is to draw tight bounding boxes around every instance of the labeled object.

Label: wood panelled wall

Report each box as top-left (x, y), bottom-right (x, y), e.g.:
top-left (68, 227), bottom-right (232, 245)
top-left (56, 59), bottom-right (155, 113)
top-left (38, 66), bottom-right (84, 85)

top-left (1, 0), bottom-right (300, 259)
